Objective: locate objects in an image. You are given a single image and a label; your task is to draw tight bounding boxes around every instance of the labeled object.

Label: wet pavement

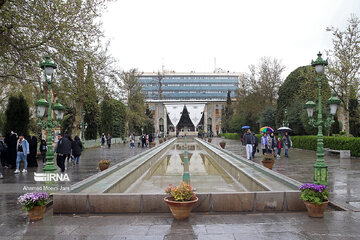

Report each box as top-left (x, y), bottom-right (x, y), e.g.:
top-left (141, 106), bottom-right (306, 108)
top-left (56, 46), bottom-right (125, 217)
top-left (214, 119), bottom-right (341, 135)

top-left (210, 138), bottom-right (360, 210)
top-left (0, 137), bottom-right (360, 239)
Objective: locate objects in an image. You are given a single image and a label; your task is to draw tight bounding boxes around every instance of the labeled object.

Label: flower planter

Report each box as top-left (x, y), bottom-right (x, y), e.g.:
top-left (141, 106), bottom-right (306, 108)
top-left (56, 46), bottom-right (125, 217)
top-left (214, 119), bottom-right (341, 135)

top-left (27, 205), bottom-right (46, 221)
top-left (304, 201), bottom-right (328, 218)
top-left (261, 160), bottom-right (275, 170)
top-left (164, 197), bottom-right (198, 220)
top-left (150, 142), bottom-right (156, 148)
top-left (159, 139), bottom-right (163, 144)
top-left (219, 142), bottom-right (226, 149)
top-left (208, 138), bottom-right (212, 143)
top-left (99, 163), bottom-right (110, 171)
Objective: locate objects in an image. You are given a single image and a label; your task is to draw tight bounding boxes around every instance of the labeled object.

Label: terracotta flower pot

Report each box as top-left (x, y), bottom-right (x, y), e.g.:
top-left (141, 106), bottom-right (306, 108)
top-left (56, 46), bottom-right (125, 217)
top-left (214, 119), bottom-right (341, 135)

top-left (208, 138), bottom-right (212, 143)
top-left (159, 139), bottom-right (163, 144)
top-left (219, 142), bottom-right (226, 149)
top-left (27, 205), bottom-right (46, 221)
top-left (261, 160), bottom-right (275, 170)
top-left (99, 163), bottom-right (110, 171)
top-left (164, 197), bottom-right (198, 220)
top-left (150, 142), bottom-right (156, 148)
top-left (304, 201), bottom-right (328, 218)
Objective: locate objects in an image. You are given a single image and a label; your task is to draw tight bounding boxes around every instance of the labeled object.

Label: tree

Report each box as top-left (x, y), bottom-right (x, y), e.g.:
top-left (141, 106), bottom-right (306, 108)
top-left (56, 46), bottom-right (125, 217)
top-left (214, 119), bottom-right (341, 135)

top-left (84, 65), bottom-right (99, 140)
top-left (99, 96), bottom-right (113, 136)
top-left (259, 106), bottom-right (276, 128)
top-left (326, 14), bottom-right (360, 135)
top-left (3, 94), bottom-right (30, 135)
top-left (122, 69), bottom-right (154, 134)
top-left (222, 90), bottom-right (233, 132)
top-left (112, 100), bottom-right (127, 138)
top-left (61, 106), bottom-right (76, 136)
top-left (0, 0), bottom-right (122, 137)
top-left (246, 57), bottom-right (285, 105)
top-left (276, 66), bottom-right (331, 135)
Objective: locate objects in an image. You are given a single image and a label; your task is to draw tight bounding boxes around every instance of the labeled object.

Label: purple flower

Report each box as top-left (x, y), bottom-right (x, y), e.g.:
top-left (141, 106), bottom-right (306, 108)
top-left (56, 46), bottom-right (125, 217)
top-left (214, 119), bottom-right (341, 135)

top-left (299, 183), bottom-right (327, 192)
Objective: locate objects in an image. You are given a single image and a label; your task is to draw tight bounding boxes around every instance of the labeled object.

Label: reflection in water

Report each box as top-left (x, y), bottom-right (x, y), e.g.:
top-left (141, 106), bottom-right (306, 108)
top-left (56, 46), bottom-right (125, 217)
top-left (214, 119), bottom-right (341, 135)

top-left (125, 141), bottom-right (247, 193)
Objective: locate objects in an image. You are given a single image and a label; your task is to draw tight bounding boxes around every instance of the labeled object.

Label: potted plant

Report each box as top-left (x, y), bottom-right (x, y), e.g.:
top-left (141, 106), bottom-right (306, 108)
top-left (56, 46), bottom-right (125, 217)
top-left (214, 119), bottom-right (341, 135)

top-left (261, 153), bottom-right (275, 169)
top-left (150, 141), bottom-right (156, 148)
top-left (164, 182), bottom-right (198, 220)
top-left (99, 159), bottom-right (111, 171)
top-left (219, 141), bottom-right (226, 149)
top-left (18, 192), bottom-right (49, 221)
top-left (159, 139), bottom-right (163, 144)
top-left (208, 138), bottom-right (212, 143)
top-left (299, 183), bottom-right (329, 218)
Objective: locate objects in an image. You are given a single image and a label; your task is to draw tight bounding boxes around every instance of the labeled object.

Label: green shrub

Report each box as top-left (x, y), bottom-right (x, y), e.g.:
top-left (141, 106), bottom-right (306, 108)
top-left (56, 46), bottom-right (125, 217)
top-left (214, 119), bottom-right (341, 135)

top-left (292, 135), bottom-right (360, 157)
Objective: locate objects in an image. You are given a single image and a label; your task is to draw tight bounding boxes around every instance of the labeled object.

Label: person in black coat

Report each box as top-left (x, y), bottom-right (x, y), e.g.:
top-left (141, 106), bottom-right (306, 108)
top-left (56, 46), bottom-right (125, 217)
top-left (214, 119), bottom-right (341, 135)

top-left (27, 136), bottom-right (38, 168)
top-left (55, 133), bottom-right (71, 172)
top-left (39, 139), bottom-right (47, 166)
top-left (71, 136), bottom-right (83, 165)
top-left (6, 132), bottom-right (18, 169)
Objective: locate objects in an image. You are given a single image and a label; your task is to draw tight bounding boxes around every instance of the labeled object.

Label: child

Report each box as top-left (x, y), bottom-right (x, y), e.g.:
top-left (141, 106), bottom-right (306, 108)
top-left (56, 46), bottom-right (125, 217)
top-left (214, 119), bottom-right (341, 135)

top-left (276, 137), bottom-right (282, 158)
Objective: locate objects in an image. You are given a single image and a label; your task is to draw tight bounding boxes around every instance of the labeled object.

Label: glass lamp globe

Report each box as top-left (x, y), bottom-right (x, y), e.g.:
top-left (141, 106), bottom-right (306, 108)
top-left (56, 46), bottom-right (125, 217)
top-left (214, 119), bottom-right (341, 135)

top-left (37, 105), bottom-right (46, 118)
top-left (315, 65), bottom-right (324, 74)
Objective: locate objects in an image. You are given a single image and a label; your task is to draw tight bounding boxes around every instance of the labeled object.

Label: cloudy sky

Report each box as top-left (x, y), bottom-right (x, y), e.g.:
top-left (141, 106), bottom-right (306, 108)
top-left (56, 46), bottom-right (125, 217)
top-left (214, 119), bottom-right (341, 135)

top-left (102, 0), bottom-right (360, 77)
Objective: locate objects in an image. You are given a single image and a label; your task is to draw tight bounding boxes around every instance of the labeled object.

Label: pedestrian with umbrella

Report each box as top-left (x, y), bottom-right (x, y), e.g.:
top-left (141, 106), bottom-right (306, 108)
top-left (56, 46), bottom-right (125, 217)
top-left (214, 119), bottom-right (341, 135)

top-left (282, 131), bottom-right (292, 158)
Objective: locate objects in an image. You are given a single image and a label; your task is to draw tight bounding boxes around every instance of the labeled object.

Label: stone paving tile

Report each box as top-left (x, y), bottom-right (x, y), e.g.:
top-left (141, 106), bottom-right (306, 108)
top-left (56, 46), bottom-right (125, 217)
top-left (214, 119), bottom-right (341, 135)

top-left (146, 225), bottom-right (171, 236)
top-left (261, 232), bottom-right (312, 240)
top-left (233, 233), bottom-right (265, 240)
top-left (11, 225), bottom-right (78, 236)
top-left (197, 233), bottom-right (235, 240)
top-left (111, 236), bottom-right (164, 240)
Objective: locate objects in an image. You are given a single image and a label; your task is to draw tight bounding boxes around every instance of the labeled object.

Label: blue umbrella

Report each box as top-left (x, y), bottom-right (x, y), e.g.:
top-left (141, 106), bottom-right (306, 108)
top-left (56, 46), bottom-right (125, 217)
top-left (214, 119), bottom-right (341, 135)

top-left (242, 126), bottom-right (250, 129)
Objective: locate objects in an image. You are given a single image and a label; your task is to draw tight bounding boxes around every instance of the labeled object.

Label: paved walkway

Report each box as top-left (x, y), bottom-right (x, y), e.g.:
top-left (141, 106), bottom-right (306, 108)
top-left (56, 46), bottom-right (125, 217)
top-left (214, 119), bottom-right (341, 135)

top-left (211, 138), bottom-right (360, 210)
top-left (1, 138), bottom-right (360, 239)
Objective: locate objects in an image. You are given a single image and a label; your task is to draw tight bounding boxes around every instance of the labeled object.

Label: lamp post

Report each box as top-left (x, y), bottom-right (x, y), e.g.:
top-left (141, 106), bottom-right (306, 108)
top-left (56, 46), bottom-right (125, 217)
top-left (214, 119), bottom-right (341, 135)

top-left (35, 56), bottom-right (65, 173)
top-left (282, 108), bottom-right (289, 127)
top-left (304, 52), bottom-right (340, 186)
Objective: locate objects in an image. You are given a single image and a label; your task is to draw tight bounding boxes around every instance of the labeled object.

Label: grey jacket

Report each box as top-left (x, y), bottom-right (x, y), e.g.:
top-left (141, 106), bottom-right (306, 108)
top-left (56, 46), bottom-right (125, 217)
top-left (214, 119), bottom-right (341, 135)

top-left (243, 133), bottom-right (254, 145)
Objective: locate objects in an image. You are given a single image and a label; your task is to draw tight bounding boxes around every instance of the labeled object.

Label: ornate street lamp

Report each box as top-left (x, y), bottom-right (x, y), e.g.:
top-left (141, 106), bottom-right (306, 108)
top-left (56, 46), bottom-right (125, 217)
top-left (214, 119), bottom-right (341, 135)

top-left (35, 56), bottom-right (64, 173)
top-left (304, 52), bottom-right (340, 186)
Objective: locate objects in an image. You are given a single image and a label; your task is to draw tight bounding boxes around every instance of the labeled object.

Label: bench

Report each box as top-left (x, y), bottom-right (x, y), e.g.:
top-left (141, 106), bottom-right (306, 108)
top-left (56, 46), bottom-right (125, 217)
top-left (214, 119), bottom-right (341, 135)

top-left (324, 148), bottom-right (351, 159)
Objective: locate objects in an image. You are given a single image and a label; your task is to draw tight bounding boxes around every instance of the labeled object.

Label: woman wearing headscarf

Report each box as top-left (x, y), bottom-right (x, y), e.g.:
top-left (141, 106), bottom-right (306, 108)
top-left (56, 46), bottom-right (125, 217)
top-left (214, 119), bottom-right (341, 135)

top-left (71, 136), bottom-right (83, 165)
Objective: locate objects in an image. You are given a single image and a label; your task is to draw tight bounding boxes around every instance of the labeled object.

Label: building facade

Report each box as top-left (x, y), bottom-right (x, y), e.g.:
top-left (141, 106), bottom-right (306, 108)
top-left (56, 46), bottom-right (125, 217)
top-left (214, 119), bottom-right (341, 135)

top-left (138, 72), bottom-right (240, 136)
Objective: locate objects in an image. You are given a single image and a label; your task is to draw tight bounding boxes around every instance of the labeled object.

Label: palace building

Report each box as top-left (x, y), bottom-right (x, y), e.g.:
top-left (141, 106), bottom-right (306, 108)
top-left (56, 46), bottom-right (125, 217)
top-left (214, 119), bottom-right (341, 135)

top-left (138, 72), bottom-right (240, 136)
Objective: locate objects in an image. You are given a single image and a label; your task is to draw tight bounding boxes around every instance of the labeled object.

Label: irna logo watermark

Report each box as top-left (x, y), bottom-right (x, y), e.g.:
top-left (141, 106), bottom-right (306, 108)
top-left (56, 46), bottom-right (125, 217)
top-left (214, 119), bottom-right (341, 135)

top-left (34, 172), bottom-right (70, 182)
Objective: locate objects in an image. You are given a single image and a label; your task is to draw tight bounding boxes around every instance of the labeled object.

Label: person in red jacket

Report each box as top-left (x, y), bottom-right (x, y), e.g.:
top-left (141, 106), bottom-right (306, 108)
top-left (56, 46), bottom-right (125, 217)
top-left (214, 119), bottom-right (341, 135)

top-left (276, 137), bottom-right (283, 158)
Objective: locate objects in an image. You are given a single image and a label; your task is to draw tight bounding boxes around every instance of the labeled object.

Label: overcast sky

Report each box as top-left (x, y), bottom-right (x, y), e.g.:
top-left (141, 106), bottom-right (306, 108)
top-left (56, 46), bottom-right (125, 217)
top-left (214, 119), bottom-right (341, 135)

top-left (102, 0), bottom-right (360, 77)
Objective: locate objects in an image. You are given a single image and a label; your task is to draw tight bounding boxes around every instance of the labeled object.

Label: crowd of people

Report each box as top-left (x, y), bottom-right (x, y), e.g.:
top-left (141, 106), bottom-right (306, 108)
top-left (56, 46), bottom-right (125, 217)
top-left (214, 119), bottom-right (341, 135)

top-left (242, 128), bottom-right (292, 161)
top-left (0, 131), bottom-right (83, 177)
top-left (129, 133), bottom-right (154, 148)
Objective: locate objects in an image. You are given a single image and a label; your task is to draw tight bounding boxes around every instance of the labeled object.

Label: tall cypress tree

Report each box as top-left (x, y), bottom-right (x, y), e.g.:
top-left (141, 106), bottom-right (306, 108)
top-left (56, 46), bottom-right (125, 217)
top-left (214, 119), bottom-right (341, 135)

top-left (4, 94), bottom-right (30, 135)
top-left (84, 65), bottom-right (99, 140)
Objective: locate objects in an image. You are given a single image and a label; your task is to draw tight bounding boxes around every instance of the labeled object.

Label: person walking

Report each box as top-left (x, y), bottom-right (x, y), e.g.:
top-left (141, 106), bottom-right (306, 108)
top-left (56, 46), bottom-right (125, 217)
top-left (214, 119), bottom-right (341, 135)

top-left (55, 133), bottom-right (71, 172)
top-left (14, 133), bottom-right (29, 174)
top-left (39, 139), bottom-right (47, 166)
top-left (146, 134), bottom-right (149, 147)
top-left (130, 133), bottom-right (135, 148)
top-left (261, 133), bottom-right (271, 155)
top-left (282, 131), bottom-right (292, 158)
top-left (141, 135), bottom-right (146, 148)
top-left (276, 137), bottom-right (283, 158)
top-left (101, 133), bottom-right (106, 148)
top-left (252, 133), bottom-right (258, 159)
top-left (71, 136), bottom-right (83, 165)
top-left (242, 129), bottom-right (254, 160)
top-left (107, 133), bottom-right (112, 149)
top-left (270, 132), bottom-right (276, 157)
top-left (28, 136), bottom-right (38, 167)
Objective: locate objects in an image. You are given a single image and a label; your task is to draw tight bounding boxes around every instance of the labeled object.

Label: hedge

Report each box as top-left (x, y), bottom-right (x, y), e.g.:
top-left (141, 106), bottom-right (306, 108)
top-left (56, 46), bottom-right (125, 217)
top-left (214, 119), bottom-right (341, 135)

top-left (220, 133), bottom-right (360, 157)
top-left (292, 136), bottom-right (360, 157)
